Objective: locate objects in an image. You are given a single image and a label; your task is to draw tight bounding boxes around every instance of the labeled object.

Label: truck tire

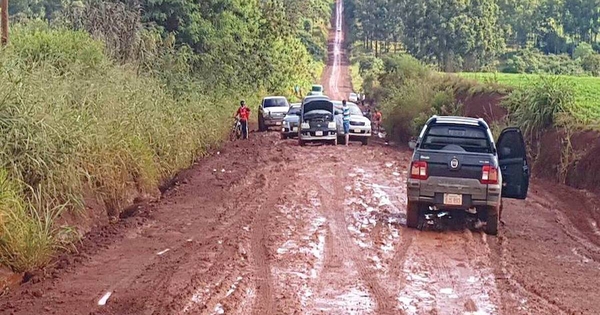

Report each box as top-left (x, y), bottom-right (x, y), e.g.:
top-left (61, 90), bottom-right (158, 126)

top-left (406, 201), bottom-right (421, 229)
top-left (281, 133), bottom-right (287, 140)
top-left (298, 139), bottom-right (305, 146)
top-left (485, 206), bottom-right (499, 235)
top-left (361, 137), bottom-right (369, 145)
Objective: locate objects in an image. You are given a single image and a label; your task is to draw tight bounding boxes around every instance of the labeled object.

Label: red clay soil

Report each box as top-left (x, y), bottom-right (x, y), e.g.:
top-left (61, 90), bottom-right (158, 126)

top-left (461, 92), bottom-right (508, 123)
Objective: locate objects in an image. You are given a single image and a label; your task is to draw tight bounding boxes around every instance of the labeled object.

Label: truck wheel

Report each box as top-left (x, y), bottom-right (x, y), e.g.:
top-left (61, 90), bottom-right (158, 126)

top-left (298, 139), bottom-right (305, 146)
top-left (406, 201), bottom-right (421, 229)
top-left (338, 136), bottom-right (346, 145)
top-left (485, 206), bottom-right (499, 235)
top-left (361, 137), bottom-right (369, 145)
top-left (281, 133), bottom-right (287, 140)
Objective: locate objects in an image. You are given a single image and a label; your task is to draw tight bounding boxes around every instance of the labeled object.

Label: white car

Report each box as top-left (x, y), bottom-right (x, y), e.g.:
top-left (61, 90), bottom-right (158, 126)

top-left (308, 84), bottom-right (324, 96)
top-left (333, 101), bottom-right (371, 145)
top-left (258, 96), bottom-right (290, 131)
top-left (349, 93), bottom-right (358, 102)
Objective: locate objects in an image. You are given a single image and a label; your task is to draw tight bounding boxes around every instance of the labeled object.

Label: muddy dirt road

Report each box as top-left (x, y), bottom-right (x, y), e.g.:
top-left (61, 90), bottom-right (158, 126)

top-left (2, 0), bottom-right (600, 314)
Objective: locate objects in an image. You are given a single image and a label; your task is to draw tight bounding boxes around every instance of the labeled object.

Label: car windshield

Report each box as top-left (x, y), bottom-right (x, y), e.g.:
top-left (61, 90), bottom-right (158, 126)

top-left (421, 125), bottom-right (492, 153)
top-left (349, 105), bottom-right (362, 116)
top-left (311, 85), bottom-right (323, 92)
top-left (263, 98), bottom-right (288, 108)
top-left (287, 107), bottom-right (300, 115)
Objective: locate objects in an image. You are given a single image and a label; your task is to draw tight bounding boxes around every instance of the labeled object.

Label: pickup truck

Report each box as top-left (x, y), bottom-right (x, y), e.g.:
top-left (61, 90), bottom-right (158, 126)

top-left (406, 115), bottom-right (530, 235)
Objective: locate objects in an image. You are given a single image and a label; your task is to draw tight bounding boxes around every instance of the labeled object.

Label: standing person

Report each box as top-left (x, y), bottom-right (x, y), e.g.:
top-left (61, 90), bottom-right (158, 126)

top-left (342, 99), bottom-right (351, 146)
top-left (373, 109), bottom-right (382, 133)
top-left (235, 100), bottom-right (251, 139)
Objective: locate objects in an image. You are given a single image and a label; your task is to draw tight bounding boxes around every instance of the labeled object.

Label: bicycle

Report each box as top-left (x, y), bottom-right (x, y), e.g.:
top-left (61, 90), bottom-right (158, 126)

top-left (229, 118), bottom-right (242, 141)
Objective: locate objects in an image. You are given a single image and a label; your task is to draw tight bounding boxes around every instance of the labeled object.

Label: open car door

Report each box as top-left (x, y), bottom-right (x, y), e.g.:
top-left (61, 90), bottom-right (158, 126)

top-left (497, 127), bottom-right (530, 199)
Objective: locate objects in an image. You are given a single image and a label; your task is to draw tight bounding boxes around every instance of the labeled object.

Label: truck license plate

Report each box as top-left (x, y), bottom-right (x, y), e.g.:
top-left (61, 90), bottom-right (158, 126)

top-left (443, 194), bottom-right (462, 205)
top-left (315, 131), bottom-right (323, 136)
top-left (276, 121), bottom-right (281, 125)
top-left (354, 129), bottom-right (361, 133)
top-left (292, 127), bottom-right (297, 132)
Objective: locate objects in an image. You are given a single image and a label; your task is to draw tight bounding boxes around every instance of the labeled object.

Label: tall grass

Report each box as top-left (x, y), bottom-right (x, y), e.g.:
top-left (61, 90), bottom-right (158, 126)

top-left (0, 27), bottom-right (262, 272)
top-left (502, 76), bottom-right (576, 138)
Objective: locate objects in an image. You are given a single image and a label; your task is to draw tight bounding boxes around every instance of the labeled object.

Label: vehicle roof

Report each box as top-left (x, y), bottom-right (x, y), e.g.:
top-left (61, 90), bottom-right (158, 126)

top-left (303, 95), bottom-right (329, 103)
top-left (263, 96), bottom-right (287, 99)
top-left (290, 103), bottom-right (301, 107)
top-left (311, 84), bottom-right (323, 87)
top-left (427, 115), bottom-right (489, 128)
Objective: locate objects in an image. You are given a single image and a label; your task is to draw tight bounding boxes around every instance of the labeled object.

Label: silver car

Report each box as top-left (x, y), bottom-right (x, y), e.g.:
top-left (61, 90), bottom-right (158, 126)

top-left (280, 103), bottom-right (301, 139)
top-left (333, 101), bottom-right (371, 145)
top-left (258, 96), bottom-right (290, 131)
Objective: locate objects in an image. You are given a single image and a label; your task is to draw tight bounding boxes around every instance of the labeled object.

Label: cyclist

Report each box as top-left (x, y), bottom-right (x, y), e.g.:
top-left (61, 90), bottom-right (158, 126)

top-left (235, 100), bottom-right (251, 139)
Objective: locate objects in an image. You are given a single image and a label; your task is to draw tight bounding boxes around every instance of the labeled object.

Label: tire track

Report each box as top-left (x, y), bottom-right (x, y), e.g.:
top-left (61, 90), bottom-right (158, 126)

top-left (316, 166), bottom-right (401, 314)
top-left (250, 170), bottom-right (295, 315)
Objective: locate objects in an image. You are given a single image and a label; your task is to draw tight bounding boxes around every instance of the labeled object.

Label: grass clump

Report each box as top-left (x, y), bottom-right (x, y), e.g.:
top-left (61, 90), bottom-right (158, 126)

top-left (502, 76), bottom-right (576, 138)
top-left (459, 72), bottom-right (600, 127)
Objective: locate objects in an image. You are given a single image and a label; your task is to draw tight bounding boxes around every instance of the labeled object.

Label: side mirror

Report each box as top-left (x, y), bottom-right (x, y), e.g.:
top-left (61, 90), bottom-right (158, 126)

top-left (408, 140), bottom-right (417, 149)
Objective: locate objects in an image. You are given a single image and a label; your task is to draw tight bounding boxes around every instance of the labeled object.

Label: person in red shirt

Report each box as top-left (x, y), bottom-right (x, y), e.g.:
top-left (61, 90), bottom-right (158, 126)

top-left (235, 100), bottom-right (251, 139)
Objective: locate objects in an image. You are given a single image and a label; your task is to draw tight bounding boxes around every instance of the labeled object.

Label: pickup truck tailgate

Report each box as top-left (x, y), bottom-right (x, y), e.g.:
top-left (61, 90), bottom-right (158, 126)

top-left (417, 149), bottom-right (492, 180)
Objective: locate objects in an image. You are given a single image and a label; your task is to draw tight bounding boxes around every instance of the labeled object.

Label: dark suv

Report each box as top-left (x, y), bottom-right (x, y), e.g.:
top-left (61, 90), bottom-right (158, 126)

top-left (406, 115), bottom-right (530, 235)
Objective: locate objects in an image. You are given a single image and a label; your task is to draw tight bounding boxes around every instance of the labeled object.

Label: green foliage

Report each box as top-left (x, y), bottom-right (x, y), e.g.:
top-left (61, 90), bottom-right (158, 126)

top-left (0, 0), bottom-right (334, 272)
top-left (499, 48), bottom-right (586, 75)
top-left (581, 53), bottom-right (600, 75)
top-left (502, 77), bottom-right (575, 137)
top-left (374, 54), bottom-right (463, 142)
top-left (573, 42), bottom-right (594, 60)
top-left (10, 28), bottom-right (105, 72)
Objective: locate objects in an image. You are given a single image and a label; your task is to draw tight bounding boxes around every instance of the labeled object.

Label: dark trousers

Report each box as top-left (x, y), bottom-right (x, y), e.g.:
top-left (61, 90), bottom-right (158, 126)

top-left (240, 120), bottom-right (248, 139)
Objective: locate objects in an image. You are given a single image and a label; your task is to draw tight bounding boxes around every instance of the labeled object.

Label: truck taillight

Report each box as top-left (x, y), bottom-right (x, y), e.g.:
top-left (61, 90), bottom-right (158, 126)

top-left (481, 165), bottom-right (498, 184)
top-left (410, 161), bottom-right (428, 180)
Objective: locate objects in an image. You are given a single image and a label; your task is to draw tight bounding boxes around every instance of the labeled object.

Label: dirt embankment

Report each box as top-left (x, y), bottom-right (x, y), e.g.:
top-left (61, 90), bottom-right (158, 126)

top-left (461, 92), bottom-right (600, 193)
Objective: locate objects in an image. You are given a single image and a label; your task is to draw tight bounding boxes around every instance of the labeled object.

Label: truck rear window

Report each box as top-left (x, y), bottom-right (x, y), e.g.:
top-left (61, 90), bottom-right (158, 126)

top-left (421, 125), bottom-right (492, 153)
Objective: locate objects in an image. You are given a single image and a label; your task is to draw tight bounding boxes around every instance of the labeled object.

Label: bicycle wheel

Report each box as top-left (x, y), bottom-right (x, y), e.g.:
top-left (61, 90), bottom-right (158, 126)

top-left (236, 124), bottom-right (242, 139)
top-left (229, 125), bottom-right (238, 141)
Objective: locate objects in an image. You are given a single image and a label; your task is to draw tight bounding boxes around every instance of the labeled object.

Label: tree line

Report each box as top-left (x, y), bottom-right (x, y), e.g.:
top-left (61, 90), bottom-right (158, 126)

top-left (344, 0), bottom-right (600, 73)
top-left (6, 0), bottom-right (333, 93)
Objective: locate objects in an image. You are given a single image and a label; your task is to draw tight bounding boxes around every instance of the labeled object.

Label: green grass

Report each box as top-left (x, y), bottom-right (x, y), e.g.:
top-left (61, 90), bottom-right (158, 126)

top-left (0, 27), bottom-right (264, 272)
top-left (459, 72), bottom-right (600, 127)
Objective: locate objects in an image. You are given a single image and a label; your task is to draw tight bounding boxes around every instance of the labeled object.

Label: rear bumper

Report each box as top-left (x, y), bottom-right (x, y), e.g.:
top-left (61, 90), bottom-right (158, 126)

top-left (407, 176), bottom-right (500, 208)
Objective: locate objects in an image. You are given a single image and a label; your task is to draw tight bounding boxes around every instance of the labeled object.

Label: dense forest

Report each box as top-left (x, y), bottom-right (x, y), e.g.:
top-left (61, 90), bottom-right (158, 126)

top-left (0, 0), bottom-right (333, 272)
top-left (344, 0), bottom-right (600, 74)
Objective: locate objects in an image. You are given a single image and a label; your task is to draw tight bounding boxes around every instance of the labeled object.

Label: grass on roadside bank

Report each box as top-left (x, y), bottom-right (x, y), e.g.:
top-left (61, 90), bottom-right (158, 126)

top-left (459, 72), bottom-right (600, 128)
top-left (350, 53), bottom-right (589, 142)
top-left (0, 27), bottom-right (266, 273)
